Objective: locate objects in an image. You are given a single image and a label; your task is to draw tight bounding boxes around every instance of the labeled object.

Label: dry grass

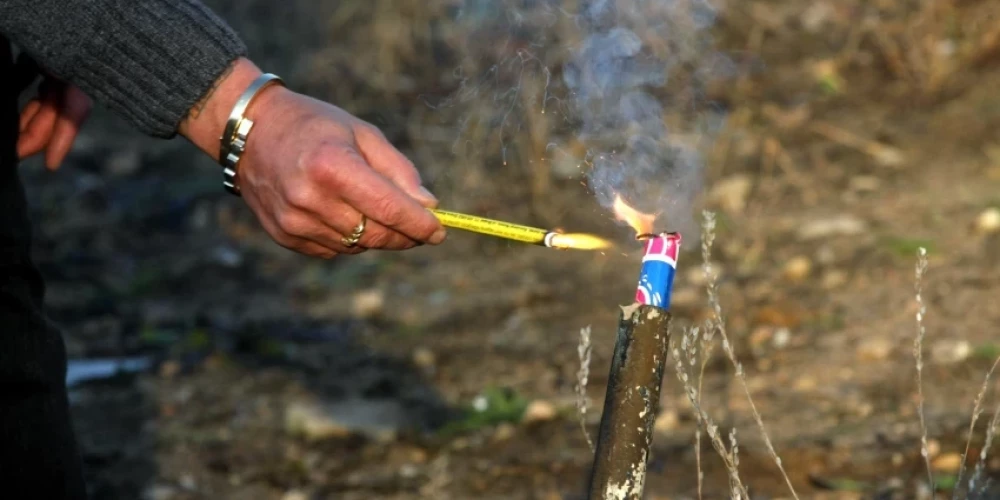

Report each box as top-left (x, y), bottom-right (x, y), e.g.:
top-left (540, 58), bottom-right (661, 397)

top-left (576, 325), bottom-right (595, 452)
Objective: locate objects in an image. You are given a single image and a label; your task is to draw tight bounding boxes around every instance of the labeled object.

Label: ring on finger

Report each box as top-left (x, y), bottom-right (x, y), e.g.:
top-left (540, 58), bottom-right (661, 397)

top-left (340, 215), bottom-right (367, 247)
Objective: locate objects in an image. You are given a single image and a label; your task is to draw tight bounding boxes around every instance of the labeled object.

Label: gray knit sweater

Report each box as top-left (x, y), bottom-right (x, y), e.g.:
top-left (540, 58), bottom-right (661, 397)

top-left (0, 0), bottom-right (247, 138)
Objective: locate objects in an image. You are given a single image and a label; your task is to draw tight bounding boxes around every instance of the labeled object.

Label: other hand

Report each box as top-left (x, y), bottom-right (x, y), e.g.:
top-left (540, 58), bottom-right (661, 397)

top-left (18, 77), bottom-right (92, 170)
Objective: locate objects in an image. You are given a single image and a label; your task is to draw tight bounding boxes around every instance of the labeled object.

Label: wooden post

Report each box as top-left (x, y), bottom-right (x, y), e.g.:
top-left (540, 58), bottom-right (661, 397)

top-left (587, 303), bottom-right (672, 500)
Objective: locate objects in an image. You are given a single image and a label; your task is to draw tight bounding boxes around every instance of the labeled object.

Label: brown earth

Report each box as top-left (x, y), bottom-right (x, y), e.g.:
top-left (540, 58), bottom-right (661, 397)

top-left (18, 1), bottom-right (1000, 499)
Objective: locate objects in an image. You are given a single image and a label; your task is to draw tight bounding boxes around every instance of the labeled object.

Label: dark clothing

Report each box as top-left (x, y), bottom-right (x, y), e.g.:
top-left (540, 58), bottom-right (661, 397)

top-left (0, 1), bottom-right (248, 497)
top-left (1, 44), bottom-right (88, 498)
top-left (0, 0), bottom-right (247, 138)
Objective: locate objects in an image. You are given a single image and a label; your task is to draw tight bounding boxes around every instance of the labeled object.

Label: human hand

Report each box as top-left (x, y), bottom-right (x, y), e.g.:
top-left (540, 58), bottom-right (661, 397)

top-left (18, 77), bottom-right (92, 170)
top-left (178, 59), bottom-right (445, 258)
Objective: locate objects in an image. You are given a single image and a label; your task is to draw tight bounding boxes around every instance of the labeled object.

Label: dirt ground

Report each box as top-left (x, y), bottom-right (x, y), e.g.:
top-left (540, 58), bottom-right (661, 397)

top-left (18, 1), bottom-right (1000, 499)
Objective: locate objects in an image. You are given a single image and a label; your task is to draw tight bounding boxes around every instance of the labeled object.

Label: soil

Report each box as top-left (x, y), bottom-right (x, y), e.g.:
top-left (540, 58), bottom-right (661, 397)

top-left (17, 1), bottom-right (1000, 499)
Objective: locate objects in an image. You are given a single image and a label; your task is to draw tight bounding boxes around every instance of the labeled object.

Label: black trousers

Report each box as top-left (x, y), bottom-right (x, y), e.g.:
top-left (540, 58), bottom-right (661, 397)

top-left (1, 41), bottom-right (88, 498)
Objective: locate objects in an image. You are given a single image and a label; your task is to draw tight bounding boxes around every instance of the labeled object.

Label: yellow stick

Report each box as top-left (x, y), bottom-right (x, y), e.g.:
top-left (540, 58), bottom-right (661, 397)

top-left (429, 209), bottom-right (549, 245)
top-left (428, 208), bottom-right (613, 250)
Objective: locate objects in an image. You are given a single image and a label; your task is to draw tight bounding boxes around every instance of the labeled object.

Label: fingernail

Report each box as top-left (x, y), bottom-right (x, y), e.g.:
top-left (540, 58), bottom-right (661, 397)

top-left (417, 186), bottom-right (439, 206)
top-left (429, 227), bottom-right (447, 245)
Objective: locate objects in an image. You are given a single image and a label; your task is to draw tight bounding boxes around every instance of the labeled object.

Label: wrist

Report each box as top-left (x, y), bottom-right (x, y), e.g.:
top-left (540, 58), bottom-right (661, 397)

top-left (178, 57), bottom-right (271, 158)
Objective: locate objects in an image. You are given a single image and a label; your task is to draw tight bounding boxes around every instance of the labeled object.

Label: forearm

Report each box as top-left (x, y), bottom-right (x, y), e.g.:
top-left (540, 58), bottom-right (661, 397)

top-left (0, 0), bottom-right (246, 139)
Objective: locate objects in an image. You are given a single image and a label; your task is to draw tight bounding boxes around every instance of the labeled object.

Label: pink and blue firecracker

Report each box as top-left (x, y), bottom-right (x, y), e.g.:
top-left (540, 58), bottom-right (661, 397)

top-left (635, 232), bottom-right (681, 309)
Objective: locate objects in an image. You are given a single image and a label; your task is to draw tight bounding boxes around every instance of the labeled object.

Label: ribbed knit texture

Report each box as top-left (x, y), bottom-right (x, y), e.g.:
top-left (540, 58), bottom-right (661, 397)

top-left (0, 0), bottom-right (248, 138)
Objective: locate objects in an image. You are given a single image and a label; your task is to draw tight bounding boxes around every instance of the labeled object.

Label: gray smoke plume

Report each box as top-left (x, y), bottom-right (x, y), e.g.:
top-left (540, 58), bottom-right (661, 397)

top-left (442, 0), bottom-right (730, 238)
top-left (564, 0), bottom-right (726, 237)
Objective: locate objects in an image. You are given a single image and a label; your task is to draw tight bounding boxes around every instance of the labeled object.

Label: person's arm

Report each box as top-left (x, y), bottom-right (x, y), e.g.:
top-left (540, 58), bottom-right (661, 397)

top-left (0, 0), bottom-right (246, 138)
top-left (2, 1), bottom-right (447, 258)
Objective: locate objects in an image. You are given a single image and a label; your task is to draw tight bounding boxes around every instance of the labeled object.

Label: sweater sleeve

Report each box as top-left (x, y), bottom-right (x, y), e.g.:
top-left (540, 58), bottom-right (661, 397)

top-left (0, 0), bottom-right (247, 138)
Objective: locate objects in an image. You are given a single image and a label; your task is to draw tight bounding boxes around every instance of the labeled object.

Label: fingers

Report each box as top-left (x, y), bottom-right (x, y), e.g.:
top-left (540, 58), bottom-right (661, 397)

top-left (354, 123), bottom-right (439, 208)
top-left (44, 85), bottom-right (92, 170)
top-left (17, 97), bottom-right (59, 159)
top-left (290, 194), bottom-right (420, 251)
top-left (305, 144), bottom-right (446, 245)
top-left (253, 205), bottom-right (350, 259)
top-left (19, 99), bottom-right (41, 132)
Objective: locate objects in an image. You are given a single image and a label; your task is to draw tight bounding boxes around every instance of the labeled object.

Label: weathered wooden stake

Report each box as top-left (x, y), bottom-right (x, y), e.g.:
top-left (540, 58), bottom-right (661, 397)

top-left (587, 303), bottom-right (672, 500)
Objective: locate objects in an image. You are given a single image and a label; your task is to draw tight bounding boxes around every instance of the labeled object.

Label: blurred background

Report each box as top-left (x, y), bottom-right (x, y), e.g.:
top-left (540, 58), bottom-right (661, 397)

top-left (18, 0), bottom-right (1000, 498)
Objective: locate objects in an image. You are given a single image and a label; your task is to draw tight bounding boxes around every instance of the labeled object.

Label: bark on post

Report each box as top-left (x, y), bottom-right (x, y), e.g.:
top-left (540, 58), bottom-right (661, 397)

top-left (587, 303), bottom-right (672, 500)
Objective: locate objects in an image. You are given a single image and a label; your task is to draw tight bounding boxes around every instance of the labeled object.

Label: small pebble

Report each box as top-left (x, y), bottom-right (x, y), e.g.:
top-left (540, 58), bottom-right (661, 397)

top-left (783, 256), bottom-right (812, 282)
top-left (493, 423), bottom-right (517, 441)
top-left (857, 338), bottom-right (893, 362)
top-left (352, 289), bottom-right (385, 318)
top-left (281, 491), bottom-right (309, 500)
top-left (932, 452), bottom-right (962, 472)
top-left (522, 400), bottom-right (558, 424)
top-left (975, 207), bottom-right (1000, 235)
top-left (772, 328), bottom-right (791, 349)
top-left (412, 348), bottom-right (437, 372)
top-left (931, 339), bottom-right (971, 365)
top-left (654, 410), bottom-right (679, 433)
top-left (821, 270), bottom-right (848, 289)
top-left (797, 215), bottom-right (868, 240)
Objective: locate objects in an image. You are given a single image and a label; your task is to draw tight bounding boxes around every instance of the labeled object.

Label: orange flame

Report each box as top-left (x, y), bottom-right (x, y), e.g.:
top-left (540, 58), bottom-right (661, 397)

top-left (548, 233), bottom-right (613, 250)
top-left (612, 194), bottom-right (657, 236)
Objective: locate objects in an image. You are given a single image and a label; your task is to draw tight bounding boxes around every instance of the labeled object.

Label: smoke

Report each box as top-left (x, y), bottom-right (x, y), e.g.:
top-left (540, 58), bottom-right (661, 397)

top-left (440, 0), bottom-right (731, 238)
top-left (564, 0), bottom-right (728, 237)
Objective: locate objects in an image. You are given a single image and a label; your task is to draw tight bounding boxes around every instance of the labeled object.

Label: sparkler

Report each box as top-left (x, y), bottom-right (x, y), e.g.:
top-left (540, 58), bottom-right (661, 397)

top-left (429, 208), bottom-right (612, 251)
top-left (587, 196), bottom-right (678, 500)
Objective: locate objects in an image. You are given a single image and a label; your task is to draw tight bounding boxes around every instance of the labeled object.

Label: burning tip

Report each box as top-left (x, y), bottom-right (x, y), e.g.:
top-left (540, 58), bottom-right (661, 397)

top-left (612, 194), bottom-right (658, 236)
top-left (546, 232), bottom-right (613, 251)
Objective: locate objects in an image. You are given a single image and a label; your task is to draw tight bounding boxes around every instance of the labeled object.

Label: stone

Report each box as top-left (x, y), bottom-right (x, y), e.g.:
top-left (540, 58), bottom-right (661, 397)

top-left (931, 340), bottom-right (971, 365)
top-left (285, 399), bottom-right (404, 442)
top-left (281, 491), bottom-right (309, 500)
top-left (654, 410), bottom-right (679, 433)
top-left (352, 289), bottom-right (385, 318)
top-left (797, 215), bottom-right (867, 240)
top-left (708, 175), bottom-right (753, 215)
top-left (857, 338), bottom-right (893, 362)
top-left (412, 348), bottom-right (437, 372)
top-left (932, 452), bottom-right (962, 472)
top-left (522, 400), bottom-right (558, 424)
top-left (783, 256), bottom-right (812, 282)
top-left (821, 270), bottom-right (848, 289)
top-left (143, 485), bottom-right (178, 500)
top-left (793, 376), bottom-right (817, 391)
top-left (493, 423), bottom-right (517, 441)
top-left (772, 328), bottom-right (792, 349)
top-left (974, 208), bottom-right (1000, 235)
top-left (849, 175), bottom-right (881, 192)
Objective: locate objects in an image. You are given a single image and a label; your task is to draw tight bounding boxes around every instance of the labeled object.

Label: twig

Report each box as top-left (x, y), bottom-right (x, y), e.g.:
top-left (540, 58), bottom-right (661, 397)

top-left (970, 399), bottom-right (1000, 496)
top-left (701, 210), bottom-right (800, 500)
top-left (577, 325), bottom-right (595, 452)
top-left (913, 247), bottom-right (934, 492)
top-left (695, 333), bottom-right (714, 500)
top-left (673, 327), bottom-right (749, 499)
top-left (953, 355), bottom-right (1000, 500)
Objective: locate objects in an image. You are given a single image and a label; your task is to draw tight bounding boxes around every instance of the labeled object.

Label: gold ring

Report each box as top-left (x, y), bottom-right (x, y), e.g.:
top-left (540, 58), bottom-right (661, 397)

top-left (341, 215), bottom-right (367, 247)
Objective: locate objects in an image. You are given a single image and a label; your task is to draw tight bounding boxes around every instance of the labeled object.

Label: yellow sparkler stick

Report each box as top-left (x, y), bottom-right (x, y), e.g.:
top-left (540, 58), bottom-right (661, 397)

top-left (428, 209), bottom-right (613, 250)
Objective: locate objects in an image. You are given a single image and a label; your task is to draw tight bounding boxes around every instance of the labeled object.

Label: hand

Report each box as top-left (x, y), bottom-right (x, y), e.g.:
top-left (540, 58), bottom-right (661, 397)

top-left (238, 88), bottom-right (446, 257)
top-left (18, 77), bottom-right (92, 170)
top-left (178, 59), bottom-right (446, 259)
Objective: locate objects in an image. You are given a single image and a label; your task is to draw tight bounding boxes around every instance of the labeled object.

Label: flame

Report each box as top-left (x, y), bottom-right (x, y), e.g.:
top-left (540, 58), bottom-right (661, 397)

top-left (612, 194), bottom-right (657, 236)
top-left (548, 233), bottom-right (613, 250)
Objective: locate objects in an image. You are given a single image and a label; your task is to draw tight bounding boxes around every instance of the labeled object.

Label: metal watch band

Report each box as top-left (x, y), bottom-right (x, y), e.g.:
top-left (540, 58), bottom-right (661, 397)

top-left (219, 73), bottom-right (285, 196)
